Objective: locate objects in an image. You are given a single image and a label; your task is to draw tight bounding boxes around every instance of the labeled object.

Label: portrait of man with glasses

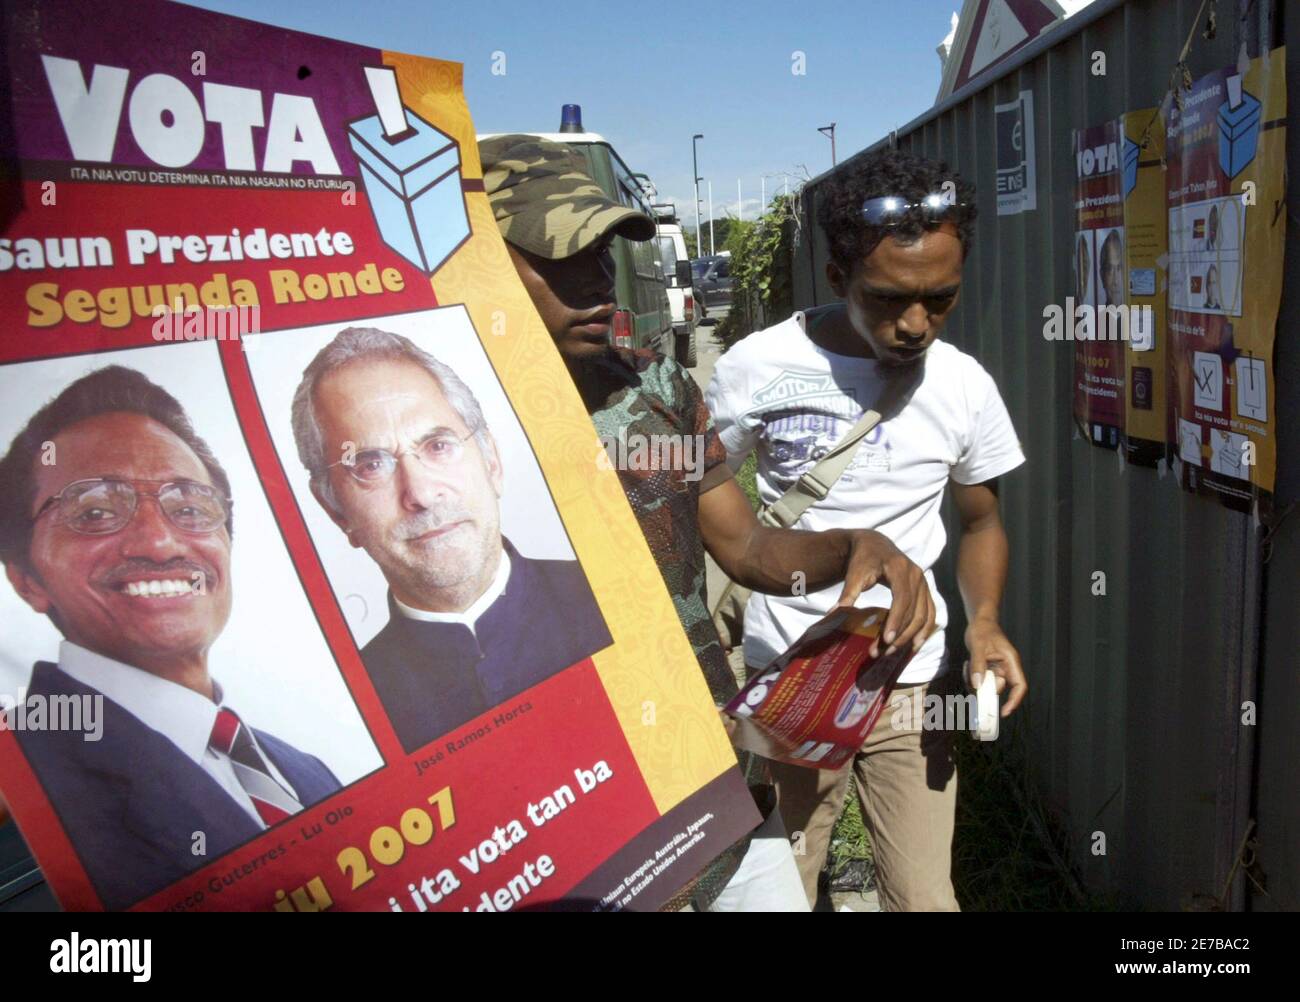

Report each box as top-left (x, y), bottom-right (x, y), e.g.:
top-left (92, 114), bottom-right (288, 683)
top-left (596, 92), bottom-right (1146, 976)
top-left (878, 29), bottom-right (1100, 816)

top-left (291, 327), bottom-right (611, 752)
top-left (0, 365), bottom-right (341, 910)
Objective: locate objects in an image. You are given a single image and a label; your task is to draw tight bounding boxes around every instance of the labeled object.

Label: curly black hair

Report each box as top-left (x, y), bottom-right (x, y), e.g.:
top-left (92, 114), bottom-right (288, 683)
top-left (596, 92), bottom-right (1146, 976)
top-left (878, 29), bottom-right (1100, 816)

top-left (816, 147), bottom-right (977, 269)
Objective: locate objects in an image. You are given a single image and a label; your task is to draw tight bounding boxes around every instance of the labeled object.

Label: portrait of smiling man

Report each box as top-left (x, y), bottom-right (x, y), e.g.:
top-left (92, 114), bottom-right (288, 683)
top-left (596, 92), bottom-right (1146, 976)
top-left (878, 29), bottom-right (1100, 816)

top-left (291, 327), bottom-right (612, 753)
top-left (0, 365), bottom-right (340, 911)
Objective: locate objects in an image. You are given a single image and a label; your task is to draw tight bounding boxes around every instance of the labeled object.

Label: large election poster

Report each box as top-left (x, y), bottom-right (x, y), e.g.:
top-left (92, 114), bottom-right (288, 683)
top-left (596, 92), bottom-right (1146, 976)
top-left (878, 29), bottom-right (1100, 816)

top-left (1165, 48), bottom-right (1286, 509)
top-left (1071, 118), bottom-right (1126, 449)
top-left (0, 0), bottom-right (758, 911)
top-left (1120, 108), bottom-right (1167, 468)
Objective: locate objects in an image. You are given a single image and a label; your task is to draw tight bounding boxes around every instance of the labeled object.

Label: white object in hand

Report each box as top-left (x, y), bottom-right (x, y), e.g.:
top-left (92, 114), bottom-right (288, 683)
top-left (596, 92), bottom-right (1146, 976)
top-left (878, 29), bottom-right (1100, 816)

top-left (975, 669), bottom-right (1000, 741)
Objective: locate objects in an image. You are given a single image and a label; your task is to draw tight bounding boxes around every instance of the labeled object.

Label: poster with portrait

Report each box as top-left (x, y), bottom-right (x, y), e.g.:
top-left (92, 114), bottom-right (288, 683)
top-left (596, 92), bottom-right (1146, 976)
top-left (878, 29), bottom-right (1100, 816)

top-left (1120, 107), bottom-right (1167, 467)
top-left (1071, 118), bottom-right (1126, 449)
top-left (0, 0), bottom-right (757, 911)
top-left (1165, 48), bottom-right (1286, 509)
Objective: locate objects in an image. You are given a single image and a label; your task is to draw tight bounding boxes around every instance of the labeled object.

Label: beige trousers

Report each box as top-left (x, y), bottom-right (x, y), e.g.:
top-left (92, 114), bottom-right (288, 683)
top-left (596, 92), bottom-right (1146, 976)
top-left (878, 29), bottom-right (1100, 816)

top-left (767, 679), bottom-right (960, 911)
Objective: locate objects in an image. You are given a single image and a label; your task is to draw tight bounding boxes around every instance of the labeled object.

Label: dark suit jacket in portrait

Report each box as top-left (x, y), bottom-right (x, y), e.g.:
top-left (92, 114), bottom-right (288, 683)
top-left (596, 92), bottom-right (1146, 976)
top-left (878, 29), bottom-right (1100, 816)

top-left (361, 538), bottom-right (612, 752)
top-left (16, 661), bottom-right (341, 911)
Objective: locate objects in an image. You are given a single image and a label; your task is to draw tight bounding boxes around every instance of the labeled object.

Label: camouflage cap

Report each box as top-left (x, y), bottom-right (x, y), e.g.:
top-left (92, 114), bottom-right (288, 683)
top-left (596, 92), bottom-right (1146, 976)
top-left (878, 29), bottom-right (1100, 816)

top-left (479, 134), bottom-right (655, 259)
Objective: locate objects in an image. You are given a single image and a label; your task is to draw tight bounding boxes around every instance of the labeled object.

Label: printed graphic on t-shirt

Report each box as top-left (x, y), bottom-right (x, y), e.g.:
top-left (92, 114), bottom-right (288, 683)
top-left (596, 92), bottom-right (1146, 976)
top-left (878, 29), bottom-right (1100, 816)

top-left (751, 370), bottom-right (853, 409)
top-left (849, 425), bottom-right (893, 474)
top-left (755, 388), bottom-right (864, 487)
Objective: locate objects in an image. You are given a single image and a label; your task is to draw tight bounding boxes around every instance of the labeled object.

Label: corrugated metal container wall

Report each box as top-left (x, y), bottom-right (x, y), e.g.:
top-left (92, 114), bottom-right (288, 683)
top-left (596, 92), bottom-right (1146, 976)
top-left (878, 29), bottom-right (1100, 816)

top-left (791, 0), bottom-right (1294, 910)
top-left (1256, 3), bottom-right (1300, 916)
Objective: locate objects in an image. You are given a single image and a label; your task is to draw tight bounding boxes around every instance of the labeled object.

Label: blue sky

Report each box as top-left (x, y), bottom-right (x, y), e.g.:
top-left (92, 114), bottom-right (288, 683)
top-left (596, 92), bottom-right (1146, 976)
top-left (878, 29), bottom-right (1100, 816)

top-left (185, 0), bottom-right (962, 222)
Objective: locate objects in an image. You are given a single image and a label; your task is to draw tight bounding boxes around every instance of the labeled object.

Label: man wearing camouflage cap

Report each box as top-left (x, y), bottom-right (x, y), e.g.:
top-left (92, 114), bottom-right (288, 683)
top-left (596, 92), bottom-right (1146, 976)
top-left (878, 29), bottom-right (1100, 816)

top-left (481, 136), bottom-right (657, 264)
top-left (479, 134), bottom-right (937, 911)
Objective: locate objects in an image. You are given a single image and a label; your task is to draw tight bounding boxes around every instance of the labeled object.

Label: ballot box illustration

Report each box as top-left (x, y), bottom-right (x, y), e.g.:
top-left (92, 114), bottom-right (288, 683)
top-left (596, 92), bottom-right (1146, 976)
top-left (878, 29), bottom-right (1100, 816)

top-left (347, 67), bottom-right (470, 275)
top-left (1217, 74), bottom-right (1261, 179)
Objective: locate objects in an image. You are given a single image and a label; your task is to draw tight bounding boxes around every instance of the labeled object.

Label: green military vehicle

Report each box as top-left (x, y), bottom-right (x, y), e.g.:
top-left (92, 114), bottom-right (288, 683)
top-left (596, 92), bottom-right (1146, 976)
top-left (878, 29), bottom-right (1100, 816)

top-left (480, 105), bottom-right (685, 357)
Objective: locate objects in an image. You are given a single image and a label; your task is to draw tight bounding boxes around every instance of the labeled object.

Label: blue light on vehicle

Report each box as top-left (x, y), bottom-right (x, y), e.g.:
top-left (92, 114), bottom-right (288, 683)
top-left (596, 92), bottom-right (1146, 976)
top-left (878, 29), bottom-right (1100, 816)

top-left (560, 104), bottom-right (584, 133)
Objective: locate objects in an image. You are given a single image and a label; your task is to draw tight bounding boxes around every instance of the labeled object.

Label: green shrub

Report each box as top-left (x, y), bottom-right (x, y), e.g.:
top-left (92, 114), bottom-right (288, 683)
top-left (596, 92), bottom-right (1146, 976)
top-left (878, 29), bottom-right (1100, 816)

top-left (717, 196), bottom-right (797, 350)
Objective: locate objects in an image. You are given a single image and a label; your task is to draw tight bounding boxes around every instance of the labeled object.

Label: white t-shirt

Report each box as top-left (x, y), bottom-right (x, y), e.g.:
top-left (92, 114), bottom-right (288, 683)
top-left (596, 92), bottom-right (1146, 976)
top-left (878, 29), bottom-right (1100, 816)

top-left (705, 311), bottom-right (1025, 684)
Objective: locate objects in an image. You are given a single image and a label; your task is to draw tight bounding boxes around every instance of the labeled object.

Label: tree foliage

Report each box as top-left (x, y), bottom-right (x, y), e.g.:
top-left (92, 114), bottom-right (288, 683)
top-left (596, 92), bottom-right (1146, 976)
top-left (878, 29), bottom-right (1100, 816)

top-left (716, 194), bottom-right (797, 349)
top-left (683, 216), bottom-right (737, 259)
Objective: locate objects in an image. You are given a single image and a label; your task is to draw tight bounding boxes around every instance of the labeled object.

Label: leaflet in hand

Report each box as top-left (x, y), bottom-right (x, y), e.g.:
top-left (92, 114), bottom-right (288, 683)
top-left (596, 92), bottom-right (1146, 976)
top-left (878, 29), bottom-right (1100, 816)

top-left (724, 607), bottom-right (914, 769)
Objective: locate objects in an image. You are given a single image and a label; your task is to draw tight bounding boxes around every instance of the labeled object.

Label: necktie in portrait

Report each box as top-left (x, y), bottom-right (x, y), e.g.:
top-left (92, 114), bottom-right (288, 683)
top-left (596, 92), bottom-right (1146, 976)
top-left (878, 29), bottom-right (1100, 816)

top-left (208, 708), bottom-right (304, 826)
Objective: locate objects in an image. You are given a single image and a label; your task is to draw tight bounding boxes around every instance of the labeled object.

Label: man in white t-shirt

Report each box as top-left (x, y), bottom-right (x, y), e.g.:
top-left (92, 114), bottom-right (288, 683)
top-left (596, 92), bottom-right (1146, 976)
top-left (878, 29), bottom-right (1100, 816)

top-left (706, 149), bottom-right (1027, 911)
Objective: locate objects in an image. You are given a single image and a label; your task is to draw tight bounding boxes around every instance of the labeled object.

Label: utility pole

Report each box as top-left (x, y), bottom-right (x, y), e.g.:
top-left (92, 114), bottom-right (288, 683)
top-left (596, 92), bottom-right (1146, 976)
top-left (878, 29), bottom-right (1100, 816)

top-left (708, 181), bottom-right (715, 256)
top-left (818, 122), bottom-right (837, 167)
top-left (737, 178), bottom-right (743, 223)
top-left (761, 176), bottom-right (766, 214)
top-left (692, 133), bottom-right (703, 259)
top-left (762, 172), bottom-right (788, 211)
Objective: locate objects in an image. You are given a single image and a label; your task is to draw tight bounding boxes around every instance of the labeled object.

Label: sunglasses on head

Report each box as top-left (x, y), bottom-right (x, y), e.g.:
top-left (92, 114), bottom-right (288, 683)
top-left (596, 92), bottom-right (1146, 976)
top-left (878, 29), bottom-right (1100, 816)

top-left (861, 192), bottom-right (967, 226)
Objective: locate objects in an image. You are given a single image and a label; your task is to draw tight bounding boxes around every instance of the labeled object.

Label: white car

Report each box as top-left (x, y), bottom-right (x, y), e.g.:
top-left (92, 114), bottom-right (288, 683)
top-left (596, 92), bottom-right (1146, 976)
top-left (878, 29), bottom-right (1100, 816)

top-left (652, 206), bottom-right (698, 367)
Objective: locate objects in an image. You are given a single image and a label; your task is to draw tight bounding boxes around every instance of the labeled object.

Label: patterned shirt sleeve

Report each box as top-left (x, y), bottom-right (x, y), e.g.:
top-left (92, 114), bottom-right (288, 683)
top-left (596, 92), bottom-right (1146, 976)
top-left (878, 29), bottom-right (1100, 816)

top-left (667, 357), bottom-right (731, 494)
